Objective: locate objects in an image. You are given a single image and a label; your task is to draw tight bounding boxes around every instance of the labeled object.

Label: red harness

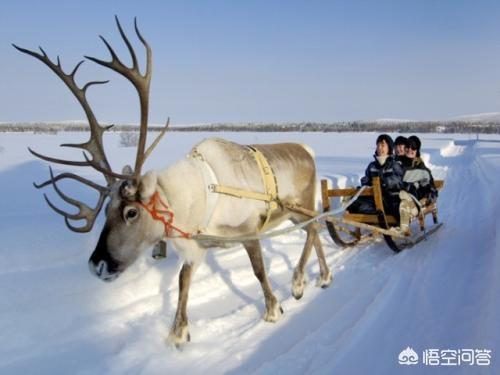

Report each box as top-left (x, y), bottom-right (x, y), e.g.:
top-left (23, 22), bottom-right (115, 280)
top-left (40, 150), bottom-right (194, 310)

top-left (137, 192), bottom-right (191, 239)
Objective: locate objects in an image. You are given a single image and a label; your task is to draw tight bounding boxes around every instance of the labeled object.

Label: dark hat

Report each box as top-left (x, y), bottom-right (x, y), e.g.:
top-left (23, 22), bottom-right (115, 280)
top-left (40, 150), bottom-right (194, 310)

top-left (376, 133), bottom-right (394, 155)
top-left (407, 135), bottom-right (421, 156)
top-left (394, 135), bottom-right (408, 147)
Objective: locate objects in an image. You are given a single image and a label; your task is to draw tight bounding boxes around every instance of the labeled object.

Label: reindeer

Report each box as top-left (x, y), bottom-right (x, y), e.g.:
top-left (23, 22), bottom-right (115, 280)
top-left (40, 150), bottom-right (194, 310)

top-left (14, 17), bottom-right (332, 346)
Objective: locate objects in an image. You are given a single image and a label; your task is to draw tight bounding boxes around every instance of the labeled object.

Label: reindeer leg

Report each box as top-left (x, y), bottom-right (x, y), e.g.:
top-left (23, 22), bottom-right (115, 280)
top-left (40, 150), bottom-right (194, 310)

top-left (168, 262), bottom-right (194, 347)
top-left (291, 222), bottom-right (316, 299)
top-left (243, 240), bottom-right (283, 322)
top-left (312, 224), bottom-right (333, 288)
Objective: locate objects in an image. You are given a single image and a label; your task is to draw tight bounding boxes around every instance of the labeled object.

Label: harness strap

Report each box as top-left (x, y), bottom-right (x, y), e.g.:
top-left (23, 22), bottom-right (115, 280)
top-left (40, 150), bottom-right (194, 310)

top-left (137, 192), bottom-right (191, 239)
top-left (189, 147), bottom-right (220, 233)
top-left (206, 145), bottom-right (280, 232)
top-left (247, 145), bottom-right (279, 231)
top-left (209, 184), bottom-right (274, 202)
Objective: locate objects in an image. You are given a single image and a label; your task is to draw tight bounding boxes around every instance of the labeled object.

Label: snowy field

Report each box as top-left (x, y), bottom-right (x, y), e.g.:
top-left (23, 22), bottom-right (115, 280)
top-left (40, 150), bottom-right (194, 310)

top-left (0, 131), bottom-right (499, 374)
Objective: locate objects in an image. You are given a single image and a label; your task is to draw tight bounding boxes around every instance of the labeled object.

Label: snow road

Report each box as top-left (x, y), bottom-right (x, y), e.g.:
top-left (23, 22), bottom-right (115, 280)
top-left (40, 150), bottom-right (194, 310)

top-left (0, 132), bottom-right (498, 374)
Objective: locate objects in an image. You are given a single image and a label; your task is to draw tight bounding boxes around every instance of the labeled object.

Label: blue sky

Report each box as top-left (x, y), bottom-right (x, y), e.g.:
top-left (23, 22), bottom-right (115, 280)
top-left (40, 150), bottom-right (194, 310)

top-left (1, 0), bottom-right (500, 124)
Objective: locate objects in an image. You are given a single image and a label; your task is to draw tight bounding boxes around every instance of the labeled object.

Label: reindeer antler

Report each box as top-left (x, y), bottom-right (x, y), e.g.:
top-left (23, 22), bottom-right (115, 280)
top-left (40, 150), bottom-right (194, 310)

top-left (11, 45), bottom-right (116, 182)
top-left (84, 16), bottom-right (167, 181)
top-left (13, 16), bottom-right (169, 232)
top-left (39, 167), bottom-right (111, 232)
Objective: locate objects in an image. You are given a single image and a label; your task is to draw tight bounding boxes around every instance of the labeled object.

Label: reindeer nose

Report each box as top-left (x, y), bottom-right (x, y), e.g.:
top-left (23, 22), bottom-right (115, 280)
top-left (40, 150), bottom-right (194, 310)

top-left (88, 259), bottom-right (104, 276)
top-left (88, 259), bottom-right (103, 277)
top-left (88, 259), bottom-right (119, 282)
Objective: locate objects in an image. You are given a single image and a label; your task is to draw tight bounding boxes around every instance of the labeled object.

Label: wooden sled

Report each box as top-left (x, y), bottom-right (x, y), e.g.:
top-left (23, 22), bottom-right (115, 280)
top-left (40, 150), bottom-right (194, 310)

top-left (321, 176), bottom-right (444, 252)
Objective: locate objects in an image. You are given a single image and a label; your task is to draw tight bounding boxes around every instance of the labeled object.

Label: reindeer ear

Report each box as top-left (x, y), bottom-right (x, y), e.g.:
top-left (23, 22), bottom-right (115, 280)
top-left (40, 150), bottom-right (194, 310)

top-left (138, 170), bottom-right (158, 202)
top-left (120, 180), bottom-right (137, 200)
top-left (122, 165), bottom-right (133, 176)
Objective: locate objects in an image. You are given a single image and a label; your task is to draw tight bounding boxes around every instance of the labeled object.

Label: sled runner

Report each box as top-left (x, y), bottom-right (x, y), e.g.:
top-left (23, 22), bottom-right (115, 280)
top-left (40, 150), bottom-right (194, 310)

top-left (321, 177), bottom-right (444, 252)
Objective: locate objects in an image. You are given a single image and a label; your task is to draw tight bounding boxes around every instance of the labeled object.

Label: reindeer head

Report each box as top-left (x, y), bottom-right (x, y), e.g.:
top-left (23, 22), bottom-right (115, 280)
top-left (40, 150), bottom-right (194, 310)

top-left (89, 171), bottom-right (167, 281)
top-left (14, 17), bottom-right (170, 281)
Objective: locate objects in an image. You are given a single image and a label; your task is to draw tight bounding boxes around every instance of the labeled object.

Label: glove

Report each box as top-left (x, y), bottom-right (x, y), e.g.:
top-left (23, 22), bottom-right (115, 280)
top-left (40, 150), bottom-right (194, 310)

top-left (399, 190), bottom-right (412, 201)
top-left (403, 182), bottom-right (417, 197)
top-left (427, 187), bottom-right (438, 204)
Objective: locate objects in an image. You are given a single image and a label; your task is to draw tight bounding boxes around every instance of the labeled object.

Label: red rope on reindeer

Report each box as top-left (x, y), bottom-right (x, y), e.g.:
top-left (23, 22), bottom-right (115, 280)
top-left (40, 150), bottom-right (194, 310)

top-left (137, 192), bottom-right (191, 239)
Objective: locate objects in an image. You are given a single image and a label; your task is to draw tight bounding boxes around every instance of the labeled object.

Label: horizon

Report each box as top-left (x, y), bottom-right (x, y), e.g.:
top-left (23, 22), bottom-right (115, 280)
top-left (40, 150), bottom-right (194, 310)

top-left (1, 1), bottom-right (500, 124)
top-left (3, 112), bottom-right (500, 129)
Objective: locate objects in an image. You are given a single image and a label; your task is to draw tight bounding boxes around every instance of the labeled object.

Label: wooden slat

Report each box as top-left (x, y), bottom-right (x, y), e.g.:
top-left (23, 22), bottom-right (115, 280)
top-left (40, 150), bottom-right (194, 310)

top-left (372, 177), bottom-right (385, 213)
top-left (343, 204), bottom-right (436, 226)
top-left (322, 179), bottom-right (445, 199)
top-left (327, 216), bottom-right (406, 238)
top-left (343, 213), bottom-right (380, 224)
top-left (321, 179), bottom-right (330, 211)
top-left (343, 213), bottom-right (398, 225)
top-left (327, 187), bottom-right (374, 197)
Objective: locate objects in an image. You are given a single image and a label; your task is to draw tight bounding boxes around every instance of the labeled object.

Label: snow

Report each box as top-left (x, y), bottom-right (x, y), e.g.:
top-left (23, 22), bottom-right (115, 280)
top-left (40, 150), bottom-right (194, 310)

top-left (0, 131), bottom-right (498, 374)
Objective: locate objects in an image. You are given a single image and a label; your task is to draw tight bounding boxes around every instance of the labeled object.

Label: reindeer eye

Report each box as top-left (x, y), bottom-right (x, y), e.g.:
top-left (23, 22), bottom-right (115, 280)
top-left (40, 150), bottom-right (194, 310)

top-left (124, 207), bottom-right (138, 221)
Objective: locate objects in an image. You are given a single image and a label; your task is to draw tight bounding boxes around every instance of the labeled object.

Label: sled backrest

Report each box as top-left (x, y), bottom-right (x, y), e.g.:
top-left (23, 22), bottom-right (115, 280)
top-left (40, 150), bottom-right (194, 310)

top-left (321, 177), bottom-right (444, 224)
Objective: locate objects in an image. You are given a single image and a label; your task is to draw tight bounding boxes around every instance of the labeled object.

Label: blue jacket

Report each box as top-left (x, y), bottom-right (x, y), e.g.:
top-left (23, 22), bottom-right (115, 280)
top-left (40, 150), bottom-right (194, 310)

top-left (361, 155), bottom-right (404, 193)
top-left (360, 154), bottom-right (404, 215)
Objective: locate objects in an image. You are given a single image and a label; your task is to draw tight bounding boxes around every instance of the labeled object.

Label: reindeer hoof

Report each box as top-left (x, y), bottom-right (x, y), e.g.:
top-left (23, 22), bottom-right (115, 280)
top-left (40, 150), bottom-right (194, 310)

top-left (263, 303), bottom-right (283, 322)
top-left (316, 271), bottom-right (333, 289)
top-left (173, 333), bottom-right (191, 350)
top-left (167, 325), bottom-right (190, 347)
top-left (292, 289), bottom-right (303, 300)
top-left (292, 273), bottom-right (306, 300)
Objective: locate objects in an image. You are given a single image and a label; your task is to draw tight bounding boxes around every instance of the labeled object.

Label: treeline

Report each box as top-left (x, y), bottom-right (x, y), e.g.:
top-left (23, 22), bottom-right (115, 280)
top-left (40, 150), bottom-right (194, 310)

top-left (172, 121), bottom-right (500, 133)
top-left (1, 121), bottom-right (500, 134)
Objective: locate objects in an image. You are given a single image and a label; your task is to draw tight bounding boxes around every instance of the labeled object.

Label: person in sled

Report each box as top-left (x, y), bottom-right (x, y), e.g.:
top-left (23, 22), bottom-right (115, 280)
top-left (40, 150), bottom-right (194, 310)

top-left (394, 135), bottom-right (409, 163)
top-left (348, 134), bottom-right (404, 217)
top-left (397, 135), bottom-right (438, 235)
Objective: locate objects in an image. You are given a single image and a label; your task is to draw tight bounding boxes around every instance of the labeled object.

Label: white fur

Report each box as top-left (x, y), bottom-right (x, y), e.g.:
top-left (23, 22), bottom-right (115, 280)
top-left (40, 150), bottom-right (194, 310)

top-left (97, 138), bottom-right (326, 345)
top-left (139, 170), bottom-right (158, 201)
